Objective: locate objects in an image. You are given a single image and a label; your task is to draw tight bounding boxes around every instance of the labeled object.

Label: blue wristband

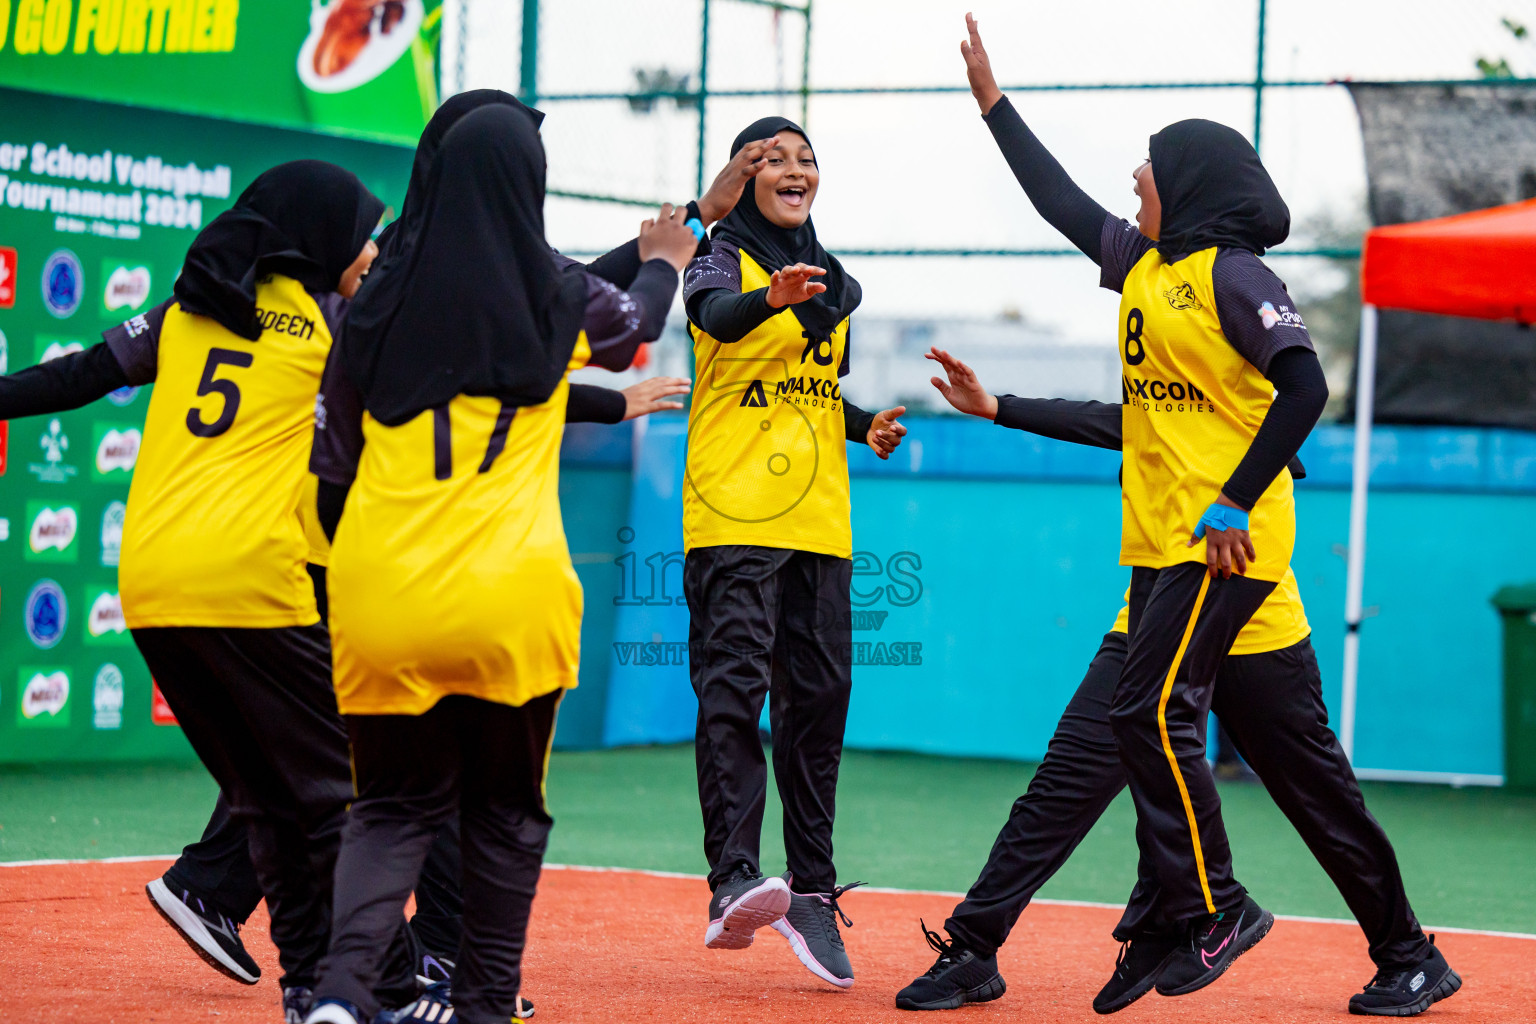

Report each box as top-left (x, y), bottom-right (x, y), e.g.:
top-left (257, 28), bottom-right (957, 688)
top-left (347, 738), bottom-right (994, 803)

top-left (1192, 503), bottom-right (1249, 540)
top-left (685, 217), bottom-right (706, 240)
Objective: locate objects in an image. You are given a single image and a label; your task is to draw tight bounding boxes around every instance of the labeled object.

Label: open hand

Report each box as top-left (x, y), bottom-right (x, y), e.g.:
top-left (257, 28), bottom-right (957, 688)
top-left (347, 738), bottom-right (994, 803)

top-left (868, 405), bottom-right (908, 459)
top-left (926, 346), bottom-right (999, 419)
top-left (637, 203), bottom-right (700, 272)
top-left (620, 376), bottom-right (692, 420)
top-left (1187, 493), bottom-right (1257, 578)
top-left (961, 12), bottom-right (1004, 115)
top-left (767, 263), bottom-right (827, 307)
top-left (697, 137), bottom-right (776, 224)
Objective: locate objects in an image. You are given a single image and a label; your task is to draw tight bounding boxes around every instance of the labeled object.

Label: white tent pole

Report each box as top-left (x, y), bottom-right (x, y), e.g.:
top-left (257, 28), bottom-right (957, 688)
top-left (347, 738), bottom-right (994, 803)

top-left (1341, 303), bottom-right (1378, 765)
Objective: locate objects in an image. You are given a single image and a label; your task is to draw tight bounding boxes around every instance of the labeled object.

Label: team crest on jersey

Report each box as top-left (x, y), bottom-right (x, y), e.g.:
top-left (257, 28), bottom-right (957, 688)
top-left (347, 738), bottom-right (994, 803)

top-left (1163, 282), bottom-right (1203, 311)
top-left (41, 249), bottom-right (84, 318)
top-left (24, 580), bottom-right (67, 649)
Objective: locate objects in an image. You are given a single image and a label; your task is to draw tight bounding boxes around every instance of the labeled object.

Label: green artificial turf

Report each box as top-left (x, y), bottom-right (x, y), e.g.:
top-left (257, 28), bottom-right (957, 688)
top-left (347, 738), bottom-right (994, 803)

top-left (2, 746), bottom-right (1532, 933)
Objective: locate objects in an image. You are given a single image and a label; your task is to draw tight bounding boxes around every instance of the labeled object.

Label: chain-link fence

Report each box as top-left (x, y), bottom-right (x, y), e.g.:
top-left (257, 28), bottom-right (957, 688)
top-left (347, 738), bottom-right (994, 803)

top-left (443, 0), bottom-right (1536, 412)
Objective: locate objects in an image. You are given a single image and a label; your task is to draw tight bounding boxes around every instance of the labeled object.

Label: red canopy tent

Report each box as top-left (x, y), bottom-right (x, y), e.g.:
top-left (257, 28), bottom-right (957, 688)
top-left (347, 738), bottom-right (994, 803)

top-left (1339, 199), bottom-right (1536, 764)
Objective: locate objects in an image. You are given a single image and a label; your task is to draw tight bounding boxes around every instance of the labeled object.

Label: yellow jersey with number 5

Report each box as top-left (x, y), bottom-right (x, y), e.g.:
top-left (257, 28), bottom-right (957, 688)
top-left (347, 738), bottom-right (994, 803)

top-left (119, 275), bottom-right (331, 628)
top-left (1118, 247), bottom-right (1295, 583)
top-left (327, 337), bottom-right (593, 716)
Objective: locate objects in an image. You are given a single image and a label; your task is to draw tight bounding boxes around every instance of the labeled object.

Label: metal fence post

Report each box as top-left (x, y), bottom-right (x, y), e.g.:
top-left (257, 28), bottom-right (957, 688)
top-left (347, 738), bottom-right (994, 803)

top-left (520, 0), bottom-right (539, 106)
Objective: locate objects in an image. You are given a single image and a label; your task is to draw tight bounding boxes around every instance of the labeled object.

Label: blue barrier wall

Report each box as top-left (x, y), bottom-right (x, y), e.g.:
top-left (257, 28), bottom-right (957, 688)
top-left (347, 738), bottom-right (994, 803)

top-left (560, 416), bottom-right (1536, 779)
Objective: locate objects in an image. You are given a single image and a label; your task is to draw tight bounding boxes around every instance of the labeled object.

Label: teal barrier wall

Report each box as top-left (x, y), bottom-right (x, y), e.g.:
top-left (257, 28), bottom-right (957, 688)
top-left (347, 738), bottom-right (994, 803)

top-left (585, 415), bottom-right (1536, 780)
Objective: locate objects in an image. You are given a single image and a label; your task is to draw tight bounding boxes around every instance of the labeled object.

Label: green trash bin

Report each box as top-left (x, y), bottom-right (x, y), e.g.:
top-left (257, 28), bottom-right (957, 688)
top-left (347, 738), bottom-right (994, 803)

top-left (1492, 582), bottom-right (1536, 791)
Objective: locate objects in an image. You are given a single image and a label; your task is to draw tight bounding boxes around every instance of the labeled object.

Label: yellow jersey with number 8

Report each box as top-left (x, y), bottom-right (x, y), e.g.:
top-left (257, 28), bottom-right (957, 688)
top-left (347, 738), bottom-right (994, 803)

top-left (1118, 247), bottom-right (1295, 583)
top-left (120, 275), bottom-right (331, 629)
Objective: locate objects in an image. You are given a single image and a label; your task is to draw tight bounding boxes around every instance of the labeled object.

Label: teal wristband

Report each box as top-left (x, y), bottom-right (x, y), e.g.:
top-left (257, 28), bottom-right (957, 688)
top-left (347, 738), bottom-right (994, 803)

top-left (1192, 503), bottom-right (1249, 540)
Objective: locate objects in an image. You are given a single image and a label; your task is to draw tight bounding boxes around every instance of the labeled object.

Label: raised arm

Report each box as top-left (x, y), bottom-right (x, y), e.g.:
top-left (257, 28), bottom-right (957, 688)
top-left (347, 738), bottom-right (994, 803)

top-left (582, 204), bottom-right (697, 372)
top-left (963, 14), bottom-right (1111, 263)
top-left (0, 300), bottom-right (167, 419)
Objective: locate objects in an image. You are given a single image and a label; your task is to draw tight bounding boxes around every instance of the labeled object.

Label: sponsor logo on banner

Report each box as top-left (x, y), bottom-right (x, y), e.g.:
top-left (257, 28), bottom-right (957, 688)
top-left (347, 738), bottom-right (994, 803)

top-left (0, 246), bottom-right (16, 307)
top-left (41, 249), bottom-right (83, 318)
top-left (101, 261), bottom-right (152, 315)
top-left (151, 681), bottom-right (179, 726)
top-left (100, 501), bottom-right (126, 566)
top-left (36, 336), bottom-right (86, 364)
top-left (24, 580), bottom-right (67, 649)
top-left (92, 424), bottom-right (141, 478)
top-left (107, 385), bottom-right (140, 407)
top-left (28, 417), bottom-right (77, 483)
top-left (18, 669), bottom-right (71, 727)
top-left (0, 326), bottom-right (8, 372)
top-left (25, 502), bottom-right (79, 562)
top-left (0, 420), bottom-right (8, 476)
top-left (93, 664), bottom-right (125, 730)
top-left (0, 517), bottom-right (10, 541)
top-left (84, 588), bottom-right (129, 645)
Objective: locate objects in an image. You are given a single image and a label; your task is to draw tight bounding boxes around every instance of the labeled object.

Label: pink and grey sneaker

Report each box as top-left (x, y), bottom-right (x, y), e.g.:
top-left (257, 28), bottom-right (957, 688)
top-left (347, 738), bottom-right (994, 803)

top-left (704, 868), bottom-right (792, 950)
top-left (770, 876), bottom-right (866, 989)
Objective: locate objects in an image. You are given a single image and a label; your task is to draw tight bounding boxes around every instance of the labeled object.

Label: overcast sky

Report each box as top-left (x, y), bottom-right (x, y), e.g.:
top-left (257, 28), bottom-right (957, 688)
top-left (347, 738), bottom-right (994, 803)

top-left (446, 0), bottom-right (1533, 341)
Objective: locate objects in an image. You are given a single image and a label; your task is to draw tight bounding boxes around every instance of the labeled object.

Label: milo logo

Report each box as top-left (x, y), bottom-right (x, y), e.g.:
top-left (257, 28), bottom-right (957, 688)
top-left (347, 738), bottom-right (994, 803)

top-left (103, 263), bottom-right (152, 313)
top-left (18, 669), bottom-right (71, 726)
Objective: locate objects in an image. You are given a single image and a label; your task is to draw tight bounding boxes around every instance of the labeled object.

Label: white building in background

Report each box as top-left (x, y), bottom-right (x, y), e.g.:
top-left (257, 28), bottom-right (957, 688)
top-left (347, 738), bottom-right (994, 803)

top-left (572, 316), bottom-right (1121, 414)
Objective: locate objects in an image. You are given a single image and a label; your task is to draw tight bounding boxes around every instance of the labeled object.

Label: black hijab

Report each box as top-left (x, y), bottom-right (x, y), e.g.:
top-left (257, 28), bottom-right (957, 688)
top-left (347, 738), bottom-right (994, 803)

top-left (376, 88), bottom-right (544, 259)
top-left (342, 104), bottom-right (587, 428)
top-left (174, 160), bottom-right (383, 340)
top-left (1149, 119), bottom-right (1290, 262)
top-left (711, 116), bottom-right (861, 338)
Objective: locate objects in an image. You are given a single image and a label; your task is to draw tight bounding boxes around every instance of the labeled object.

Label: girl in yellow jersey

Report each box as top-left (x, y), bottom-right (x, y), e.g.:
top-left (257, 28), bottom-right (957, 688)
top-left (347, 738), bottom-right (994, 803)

top-left (911, 347), bottom-right (1449, 1018)
top-left (0, 161), bottom-right (383, 1018)
top-left (954, 16), bottom-right (1458, 1017)
top-left (302, 105), bottom-right (697, 1024)
top-left (680, 116), bottom-right (906, 988)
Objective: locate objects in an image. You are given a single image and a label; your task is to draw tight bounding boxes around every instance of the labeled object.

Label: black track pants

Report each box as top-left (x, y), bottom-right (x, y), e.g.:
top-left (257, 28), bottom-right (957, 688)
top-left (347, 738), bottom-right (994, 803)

top-left (133, 624), bottom-right (351, 991)
top-left (163, 792), bottom-right (266, 923)
top-left (946, 631), bottom-right (1430, 970)
top-left (1110, 563), bottom-right (1273, 921)
top-left (685, 545), bottom-right (853, 893)
top-left (167, 793), bottom-right (463, 965)
top-left (316, 692), bottom-right (560, 1024)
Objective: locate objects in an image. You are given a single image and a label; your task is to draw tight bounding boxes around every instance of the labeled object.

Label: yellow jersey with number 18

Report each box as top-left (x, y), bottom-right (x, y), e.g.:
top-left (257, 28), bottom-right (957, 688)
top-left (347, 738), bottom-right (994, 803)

top-left (684, 250), bottom-right (852, 558)
top-left (119, 275), bottom-right (331, 629)
top-left (1118, 247), bottom-right (1295, 583)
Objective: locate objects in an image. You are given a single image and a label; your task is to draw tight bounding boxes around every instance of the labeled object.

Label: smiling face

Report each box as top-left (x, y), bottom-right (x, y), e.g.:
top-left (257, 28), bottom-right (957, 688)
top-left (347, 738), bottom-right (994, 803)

top-left (1133, 159), bottom-right (1162, 240)
top-left (753, 131), bottom-right (819, 228)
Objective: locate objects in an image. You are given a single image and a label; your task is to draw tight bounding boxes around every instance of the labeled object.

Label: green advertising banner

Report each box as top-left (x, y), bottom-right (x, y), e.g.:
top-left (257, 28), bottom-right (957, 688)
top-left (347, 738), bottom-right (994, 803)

top-left (0, 0), bottom-right (441, 145)
top-left (0, 84), bottom-right (411, 763)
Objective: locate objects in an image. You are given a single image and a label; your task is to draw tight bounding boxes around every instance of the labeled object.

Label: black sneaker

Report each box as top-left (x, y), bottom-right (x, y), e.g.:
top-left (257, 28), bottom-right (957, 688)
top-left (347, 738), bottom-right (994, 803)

top-left (705, 868), bottom-right (792, 950)
top-left (1348, 936), bottom-right (1462, 1016)
top-left (1092, 933), bottom-right (1179, 1014)
top-left (894, 921), bottom-right (1006, 1010)
top-left (1155, 895), bottom-right (1274, 997)
top-left (145, 876), bottom-right (261, 985)
top-left (282, 986), bottom-right (314, 1024)
top-left (770, 877), bottom-right (865, 989)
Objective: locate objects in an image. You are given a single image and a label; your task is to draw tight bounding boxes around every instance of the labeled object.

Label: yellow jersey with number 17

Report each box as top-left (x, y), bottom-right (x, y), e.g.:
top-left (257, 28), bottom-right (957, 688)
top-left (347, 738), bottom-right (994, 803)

top-left (1117, 246), bottom-right (1295, 583)
top-left (118, 275), bottom-right (331, 629)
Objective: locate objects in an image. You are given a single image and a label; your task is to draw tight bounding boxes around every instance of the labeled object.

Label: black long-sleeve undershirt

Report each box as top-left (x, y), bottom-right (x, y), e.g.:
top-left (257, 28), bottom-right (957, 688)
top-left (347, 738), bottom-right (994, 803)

top-left (983, 95), bottom-right (1109, 263)
top-left (582, 200), bottom-right (709, 288)
top-left (1220, 347), bottom-right (1327, 508)
top-left (567, 383), bottom-right (627, 425)
top-left (992, 392), bottom-right (1313, 484)
top-left (0, 343), bottom-right (129, 419)
top-left (685, 287), bottom-right (777, 345)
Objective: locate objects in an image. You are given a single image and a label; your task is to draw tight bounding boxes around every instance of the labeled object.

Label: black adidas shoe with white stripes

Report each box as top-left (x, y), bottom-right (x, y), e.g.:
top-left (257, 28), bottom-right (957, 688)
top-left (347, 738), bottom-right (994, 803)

top-left (145, 876), bottom-right (261, 985)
